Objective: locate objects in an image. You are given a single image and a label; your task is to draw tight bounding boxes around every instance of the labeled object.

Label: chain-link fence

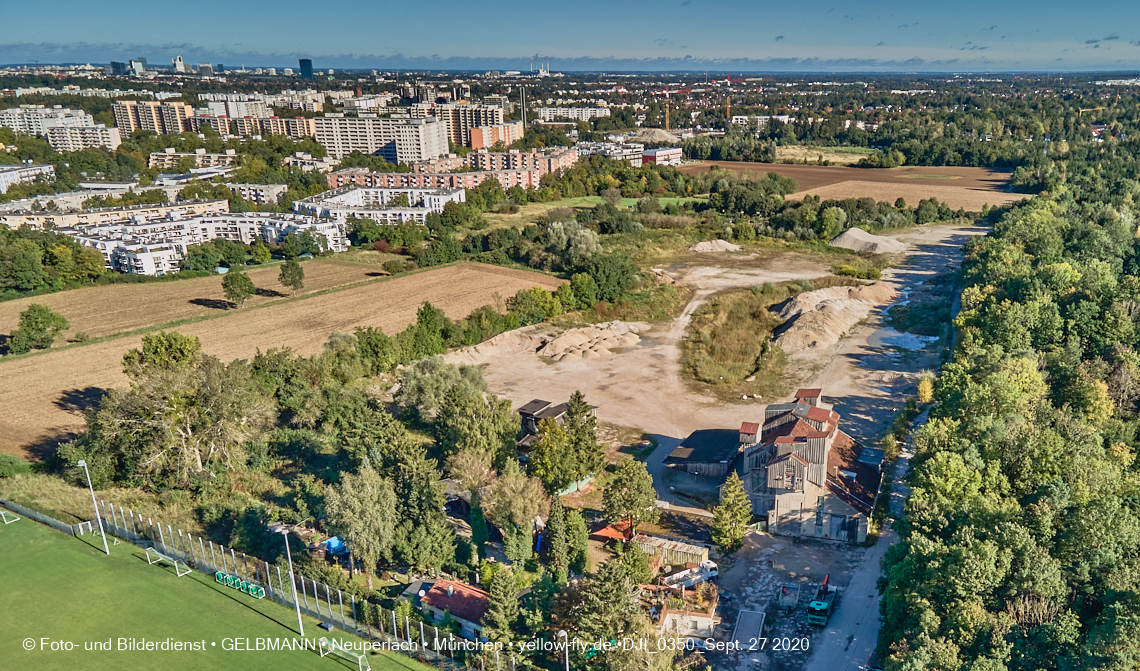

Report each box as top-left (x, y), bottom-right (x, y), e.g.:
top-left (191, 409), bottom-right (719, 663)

top-left (5, 497), bottom-right (535, 671)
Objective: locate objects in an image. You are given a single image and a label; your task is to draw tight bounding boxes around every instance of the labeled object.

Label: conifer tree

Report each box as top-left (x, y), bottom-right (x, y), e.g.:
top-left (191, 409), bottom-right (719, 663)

top-left (547, 497), bottom-right (570, 584)
top-left (712, 471), bottom-right (753, 554)
top-left (483, 568), bottom-right (520, 644)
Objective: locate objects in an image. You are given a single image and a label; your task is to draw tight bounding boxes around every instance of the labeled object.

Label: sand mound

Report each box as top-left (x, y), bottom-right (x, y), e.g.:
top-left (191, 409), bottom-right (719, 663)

top-left (829, 228), bottom-right (907, 254)
top-left (689, 239), bottom-right (742, 253)
top-left (537, 321), bottom-right (642, 360)
top-left (774, 282), bottom-right (897, 354)
top-left (630, 128), bottom-right (681, 144)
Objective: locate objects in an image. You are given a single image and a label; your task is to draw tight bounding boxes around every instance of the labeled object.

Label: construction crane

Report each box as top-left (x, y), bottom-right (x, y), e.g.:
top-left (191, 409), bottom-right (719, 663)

top-left (1079, 107), bottom-right (1106, 117)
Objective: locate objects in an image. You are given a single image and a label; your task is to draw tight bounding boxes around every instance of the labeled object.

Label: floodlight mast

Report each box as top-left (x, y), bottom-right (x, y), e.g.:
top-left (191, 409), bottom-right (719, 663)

top-left (279, 527), bottom-right (305, 636)
top-left (557, 630), bottom-right (570, 671)
top-left (77, 460), bottom-right (109, 555)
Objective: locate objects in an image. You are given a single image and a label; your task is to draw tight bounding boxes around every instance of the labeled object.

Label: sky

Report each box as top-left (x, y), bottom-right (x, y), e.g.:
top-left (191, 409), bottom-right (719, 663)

top-left (4, 0), bottom-right (1140, 72)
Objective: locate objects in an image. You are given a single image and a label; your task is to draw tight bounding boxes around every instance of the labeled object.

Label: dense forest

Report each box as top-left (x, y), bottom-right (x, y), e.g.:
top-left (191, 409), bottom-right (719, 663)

top-left (877, 137), bottom-right (1140, 667)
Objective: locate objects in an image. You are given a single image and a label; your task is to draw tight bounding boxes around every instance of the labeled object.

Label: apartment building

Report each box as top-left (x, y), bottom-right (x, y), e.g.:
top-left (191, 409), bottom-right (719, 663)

top-left (231, 116), bottom-right (316, 139)
top-left (71, 212), bottom-right (347, 275)
top-left (148, 147), bottom-right (238, 169)
top-left (575, 141), bottom-right (644, 167)
top-left (282, 151), bottom-right (338, 173)
top-left (536, 107), bottom-right (611, 122)
top-left (0, 199), bottom-right (229, 230)
top-left (293, 185), bottom-right (465, 223)
top-left (469, 121), bottom-right (524, 149)
top-left (112, 100), bottom-right (195, 135)
top-left (432, 104), bottom-right (505, 146)
top-left (205, 100), bottom-right (271, 118)
top-left (187, 116), bottom-right (231, 136)
top-left (224, 183), bottom-right (288, 204)
top-left (0, 164), bottom-right (56, 194)
top-left (0, 105), bottom-right (93, 135)
top-left (463, 146), bottom-right (578, 174)
top-left (328, 167), bottom-right (542, 191)
top-left (313, 114), bottom-right (448, 163)
top-left (45, 125), bottom-right (122, 151)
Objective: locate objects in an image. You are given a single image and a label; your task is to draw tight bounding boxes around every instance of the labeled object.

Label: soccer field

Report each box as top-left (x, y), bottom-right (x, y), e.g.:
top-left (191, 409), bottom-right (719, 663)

top-left (0, 516), bottom-right (433, 671)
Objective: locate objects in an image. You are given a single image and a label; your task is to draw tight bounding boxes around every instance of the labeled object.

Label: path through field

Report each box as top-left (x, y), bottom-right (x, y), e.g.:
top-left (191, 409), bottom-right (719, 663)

top-left (1, 263), bottom-right (562, 459)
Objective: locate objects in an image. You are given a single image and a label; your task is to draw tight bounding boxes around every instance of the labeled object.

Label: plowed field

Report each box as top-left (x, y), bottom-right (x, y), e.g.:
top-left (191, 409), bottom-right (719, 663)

top-left (677, 162), bottom-right (1022, 210)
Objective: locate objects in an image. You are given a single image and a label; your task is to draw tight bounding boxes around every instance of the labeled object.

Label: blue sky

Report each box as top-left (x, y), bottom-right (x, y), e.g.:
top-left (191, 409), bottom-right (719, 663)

top-left (3, 0), bottom-right (1140, 72)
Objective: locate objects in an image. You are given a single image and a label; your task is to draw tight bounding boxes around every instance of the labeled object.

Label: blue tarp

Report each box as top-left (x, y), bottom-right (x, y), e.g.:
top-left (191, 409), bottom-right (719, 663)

top-left (323, 536), bottom-right (349, 556)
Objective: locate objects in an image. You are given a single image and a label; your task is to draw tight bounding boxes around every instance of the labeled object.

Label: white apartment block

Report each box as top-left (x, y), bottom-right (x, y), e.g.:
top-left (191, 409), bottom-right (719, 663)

top-left (69, 212), bottom-right (347, 275)
top-left (232, 116), bottom-right (316, 139)
top-left (148, 147), bottom-right (238, 169)
top-left (0, 164), bottom-right (56, 194)
top-left (313, 114), bottom-right (449, 163)
top-left (45, 125), bottom-right (122, 151)
top-left (575, 141), bottom-right (644, 167)
top-left (224, 183), bottom-right (288, 204)
top-left (293, 185), bottom-right (465, 223)
top-left (205, 101), bottom-right (272, 118)
top-left (0, 105), bottom-right (94, 136)
top-left (536, 107), bottom-right (611, 122)
top-left (1, 199), bottom-right (229, 230)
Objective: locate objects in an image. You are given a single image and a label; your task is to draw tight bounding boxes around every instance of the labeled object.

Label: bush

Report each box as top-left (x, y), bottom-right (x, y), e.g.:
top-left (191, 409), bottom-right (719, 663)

top-left (383, 260), bottom-right (406, 275)
top-left (0, 453), bottom-right (32, 478)
top-left (834, 264), bottom-right (882, 280)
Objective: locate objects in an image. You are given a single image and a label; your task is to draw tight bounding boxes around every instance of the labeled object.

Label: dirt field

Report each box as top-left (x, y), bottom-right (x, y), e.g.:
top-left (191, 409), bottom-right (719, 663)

top-left (0, 259), bottom-right (386, 342)
top-left (0, 263), bottom-right (563, 460)
top-left (677, 162), bottom-right (1020, 209)
top-left (785, 179), bottom-right (1024, 211)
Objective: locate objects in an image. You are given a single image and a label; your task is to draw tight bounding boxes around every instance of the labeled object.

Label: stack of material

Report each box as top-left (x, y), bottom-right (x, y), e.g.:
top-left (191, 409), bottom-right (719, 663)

top-left (538, 322), bottom-right (642, 362)
top-left (829, 228), bottom-right (907, 254)
top-left (774, 283), bottom-right (898, 353)
top-left (689, 239), bottom-right (742, 253)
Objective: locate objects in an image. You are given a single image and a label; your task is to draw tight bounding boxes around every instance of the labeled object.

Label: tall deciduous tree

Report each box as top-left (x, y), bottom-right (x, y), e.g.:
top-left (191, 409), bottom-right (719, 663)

top-left (222, 269), bottom-right (256, 308)
top-left (436, 389), bottom-right (517, 467)
top-left (278, 258), bottom-right (304, 296)
top-left (712, 471), bottom-right (753, 554)
top-left (603, 459), bottom-right (659, 532)
top-left (7, 303), bottom-right (69, 354)
top-left (529, 418), bottom-right (577, 494)
top-left (324, 466), bottom-right (397, 589)
top-left (122, 331), bottom-right (201, 378)
top-left (282, 232), bottom-right (302, 259)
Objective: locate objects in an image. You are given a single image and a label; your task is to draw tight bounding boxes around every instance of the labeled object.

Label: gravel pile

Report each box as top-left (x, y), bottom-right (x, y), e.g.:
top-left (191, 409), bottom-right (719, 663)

top-left (537, 322), bottom-right (642, 362)
top-left (829, 228), bottom-right (907, 254)
top-left (774, 282), bottom-right (898, 353)
top-left (689, 239), bottom-right (743, 253)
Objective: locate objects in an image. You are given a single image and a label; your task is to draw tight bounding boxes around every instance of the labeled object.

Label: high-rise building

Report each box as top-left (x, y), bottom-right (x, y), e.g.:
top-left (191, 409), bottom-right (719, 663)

top-left (0, 105), bottom-right (94, 135)
top-left (313, 114), bottom-right (448, 163)
top-left (469, 122), bottom-right (524, 150)
top-left (45, 125), bottom-right (122, 152)
top-left (433, 103), bottom-right (506, 146)
top-left (299, 59), bottom-right (313, 80)
top-left (172, 55), bottom-right (188, 73)
top-left (107, 61), bottom-right (129, 76)
top-left (112, 100), bottom-right (195, 135)
top-left (129, 58), bottom-right (148, 75)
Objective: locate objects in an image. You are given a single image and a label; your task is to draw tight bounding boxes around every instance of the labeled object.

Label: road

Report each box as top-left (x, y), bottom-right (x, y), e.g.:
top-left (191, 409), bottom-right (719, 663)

top-left (800, 410), bottom-right (924, 671)
top-left (643, 434), bottom-right (715, 519)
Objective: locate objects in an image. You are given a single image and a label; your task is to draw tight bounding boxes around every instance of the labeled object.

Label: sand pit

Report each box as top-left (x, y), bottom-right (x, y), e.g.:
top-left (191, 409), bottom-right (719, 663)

top-left (689, 240), bottom-right (742, 253)
top-left (829, 228), bottom-right (908, 254)
top-left (774, 283), bottom-right (897, 354)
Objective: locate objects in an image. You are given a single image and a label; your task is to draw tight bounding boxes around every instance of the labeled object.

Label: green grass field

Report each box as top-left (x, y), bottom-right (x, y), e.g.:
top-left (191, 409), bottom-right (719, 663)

top-left (0, 517), bottom-right (432, 671)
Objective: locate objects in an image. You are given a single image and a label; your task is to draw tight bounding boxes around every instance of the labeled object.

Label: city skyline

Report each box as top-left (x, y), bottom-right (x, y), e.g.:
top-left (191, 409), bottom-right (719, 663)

top-left (4, 0), bottom-right (1140, 72)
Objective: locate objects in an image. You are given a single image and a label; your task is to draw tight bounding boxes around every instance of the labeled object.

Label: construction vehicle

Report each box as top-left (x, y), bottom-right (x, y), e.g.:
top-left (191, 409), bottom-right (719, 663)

top-left (777, 583), bottom-right (800, 614)
top-left (805, 574), bottom-right (839, 626)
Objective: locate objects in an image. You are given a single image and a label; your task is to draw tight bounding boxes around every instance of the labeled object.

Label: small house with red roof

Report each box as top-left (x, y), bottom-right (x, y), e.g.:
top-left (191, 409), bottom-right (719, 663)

top-left (738, 389), bottom-right (882, 543)
top-left (420, 579), bottom-right (490, 641)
